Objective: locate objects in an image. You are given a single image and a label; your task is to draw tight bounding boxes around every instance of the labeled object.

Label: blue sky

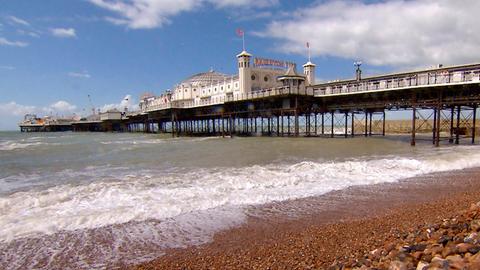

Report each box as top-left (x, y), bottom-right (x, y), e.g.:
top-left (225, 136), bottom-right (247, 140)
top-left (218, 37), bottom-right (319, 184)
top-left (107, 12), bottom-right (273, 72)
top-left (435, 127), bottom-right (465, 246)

top-left (1, 0), bottom-right (479, 130)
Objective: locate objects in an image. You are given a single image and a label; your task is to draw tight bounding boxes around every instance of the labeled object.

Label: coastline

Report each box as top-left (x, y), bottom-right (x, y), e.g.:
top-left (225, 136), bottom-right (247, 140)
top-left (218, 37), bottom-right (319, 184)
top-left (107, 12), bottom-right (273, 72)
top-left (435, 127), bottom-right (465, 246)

top-left (133, 167), bottom-right (480, 269)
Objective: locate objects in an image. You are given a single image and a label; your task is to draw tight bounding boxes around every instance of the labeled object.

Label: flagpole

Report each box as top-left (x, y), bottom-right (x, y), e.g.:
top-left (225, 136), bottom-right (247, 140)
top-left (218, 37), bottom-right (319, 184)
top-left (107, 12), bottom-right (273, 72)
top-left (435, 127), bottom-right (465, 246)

top-left (307, 42), bottom-right (311, 62)
top-left (242, 32), bottom-right (245, 51)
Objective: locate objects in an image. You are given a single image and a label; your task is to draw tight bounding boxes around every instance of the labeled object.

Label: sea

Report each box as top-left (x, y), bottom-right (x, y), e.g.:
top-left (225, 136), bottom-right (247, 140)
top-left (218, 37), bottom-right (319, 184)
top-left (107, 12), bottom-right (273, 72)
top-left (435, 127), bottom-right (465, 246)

top-left (1, 131), bottom-right (480, 269)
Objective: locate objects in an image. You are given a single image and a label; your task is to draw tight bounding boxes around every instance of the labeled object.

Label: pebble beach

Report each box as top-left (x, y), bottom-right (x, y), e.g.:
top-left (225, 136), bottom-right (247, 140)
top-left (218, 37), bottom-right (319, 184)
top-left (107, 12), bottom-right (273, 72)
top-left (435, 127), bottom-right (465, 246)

top-left (134, 169), bottom-right (480, 269)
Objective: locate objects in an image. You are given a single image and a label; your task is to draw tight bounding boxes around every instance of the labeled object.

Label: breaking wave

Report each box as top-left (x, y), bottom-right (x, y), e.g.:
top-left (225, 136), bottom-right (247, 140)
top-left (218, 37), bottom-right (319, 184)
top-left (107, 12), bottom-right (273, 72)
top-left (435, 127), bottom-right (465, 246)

top-left (1, 145), bottom-right (480, 244)
top-left (2, 131), bottom-right (480, 269)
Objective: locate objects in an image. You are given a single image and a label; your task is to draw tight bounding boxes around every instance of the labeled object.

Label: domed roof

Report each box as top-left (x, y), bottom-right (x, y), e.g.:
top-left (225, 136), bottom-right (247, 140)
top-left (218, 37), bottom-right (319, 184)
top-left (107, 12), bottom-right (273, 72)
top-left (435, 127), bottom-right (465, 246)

top-left (181, 70), bottom-right (231, 87)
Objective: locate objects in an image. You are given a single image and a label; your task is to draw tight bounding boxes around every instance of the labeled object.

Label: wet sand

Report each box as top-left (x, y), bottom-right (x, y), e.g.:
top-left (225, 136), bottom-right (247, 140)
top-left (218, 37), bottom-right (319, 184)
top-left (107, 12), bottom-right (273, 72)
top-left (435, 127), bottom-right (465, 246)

top-left (133, 168), bottom-right (480, 269)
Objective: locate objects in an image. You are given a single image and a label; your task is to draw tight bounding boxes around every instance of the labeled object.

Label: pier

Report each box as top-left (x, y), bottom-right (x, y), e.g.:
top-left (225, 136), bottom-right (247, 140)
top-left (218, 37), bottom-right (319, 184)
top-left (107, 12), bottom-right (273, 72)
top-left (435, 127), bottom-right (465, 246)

top-left (19, 114), bottom-right (73, 132)
top-left (120, 62), bottom-right (480, 147)
top-left (19, 51), bottom-right (480, 147)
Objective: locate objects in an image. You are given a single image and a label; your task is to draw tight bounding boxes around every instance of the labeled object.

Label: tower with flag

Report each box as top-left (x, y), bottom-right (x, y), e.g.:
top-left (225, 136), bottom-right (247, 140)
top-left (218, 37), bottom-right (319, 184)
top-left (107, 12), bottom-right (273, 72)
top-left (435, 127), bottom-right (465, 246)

top-left (303, 41), bottom-right (316, 86)
top-left (236, 28), bottom-right (252, 96)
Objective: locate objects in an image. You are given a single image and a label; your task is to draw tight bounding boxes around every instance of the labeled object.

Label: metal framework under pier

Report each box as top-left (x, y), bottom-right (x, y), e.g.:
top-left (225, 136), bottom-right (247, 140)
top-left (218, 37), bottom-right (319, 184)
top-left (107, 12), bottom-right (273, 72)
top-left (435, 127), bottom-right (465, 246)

top-left (59, 62), bottom-right (480, 147)
top-left (120, 83), bottom-right (479, 147)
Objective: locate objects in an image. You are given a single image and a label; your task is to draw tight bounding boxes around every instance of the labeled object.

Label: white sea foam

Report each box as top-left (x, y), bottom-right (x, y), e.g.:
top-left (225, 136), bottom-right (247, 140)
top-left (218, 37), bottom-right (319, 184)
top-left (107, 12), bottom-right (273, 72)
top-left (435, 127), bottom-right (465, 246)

top-left (0, 207), bottom-right (246, 269)
top-left (0, 141), bottom-right (45, 151)
top-left (0, 135), bottom-right (66, 150)
top-left (185, 136), bottom-right (224, 142)
top-left (99, 136), bottom-right (221, 145)
top-left (1, 145), bottom-right (480, 244)
top-left (100, 139), bottom-right (166, 145)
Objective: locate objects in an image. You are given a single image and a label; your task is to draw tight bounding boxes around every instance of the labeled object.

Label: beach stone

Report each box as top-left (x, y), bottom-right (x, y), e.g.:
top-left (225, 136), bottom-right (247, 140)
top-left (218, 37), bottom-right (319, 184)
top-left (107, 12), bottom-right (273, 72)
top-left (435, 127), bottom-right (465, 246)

top-left (471, 219), bottom-right (480, 232)
top-left (388, 260), bottom-right (407, 270)
top-left (411, 244), bottom-right (427, 252)
top-left (412, 251), bottom-right (423, 260)
top-left (421, 253), bottom-right (433, 263)
top-left (445, 255), bottom-right (465, 269)
top-left (468, 252), bottom-right (480, 263)
top-left (369, 248), bottom-right (382, 261)
top-left (424, 244), bottom-right (443, 256)
top-left (416, 261), bottom-right (429, 270)
top-left (468, 254), bottom-right (480, 269)
top-left (437, 235), bottom-right (452, 246)
top-left (468, 245), bottom-right (480, 254)
top-left (441, 243), bottom-right (457, 257)
top-left (464, 232), bottom-right (479, 244)
top-left (429, 257), bottom-right (448, 270)
top-left (455, 243), bottom-right (474, 253)
top-left (470, 202), bottom-right (480, 212)
top-left (453, 235), bottom-right (464, 243)
top-left (399, 245), bottom-right (411, 253)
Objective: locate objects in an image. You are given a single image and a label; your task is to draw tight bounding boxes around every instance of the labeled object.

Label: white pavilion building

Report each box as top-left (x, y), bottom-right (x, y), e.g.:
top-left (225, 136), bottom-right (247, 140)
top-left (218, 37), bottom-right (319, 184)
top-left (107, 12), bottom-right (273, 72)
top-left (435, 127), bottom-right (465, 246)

top-left (139, 50), bottom-right (315, 112)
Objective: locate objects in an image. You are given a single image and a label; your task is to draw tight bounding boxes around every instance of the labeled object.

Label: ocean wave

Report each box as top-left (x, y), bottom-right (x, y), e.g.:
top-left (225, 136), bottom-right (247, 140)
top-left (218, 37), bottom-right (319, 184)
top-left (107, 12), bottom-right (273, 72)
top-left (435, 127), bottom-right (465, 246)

top-left (100, 139), bottom-right (167, 145)
top-left (1, 145), bottom-right (480, 243)
top-left (0, 141), bottom-right (46, 151)
top-left (99, 136), bottom-right (223, 145)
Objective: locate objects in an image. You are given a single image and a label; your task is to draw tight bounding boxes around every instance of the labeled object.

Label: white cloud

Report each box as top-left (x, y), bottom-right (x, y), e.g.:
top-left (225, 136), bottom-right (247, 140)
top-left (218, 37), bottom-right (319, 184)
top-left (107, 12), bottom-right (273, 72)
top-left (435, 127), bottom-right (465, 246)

top-left (89, 0), bottom-right (277, 29)
top-left (0, 102), bottom-right (36, 117)
top-left (48, 101), bottom-right (77, 112)
top-left (0, 100), bottom-right (80, 130)
top-left (260, 0), bottom-right (480, 68)
top-left (50, 28), bottom-right (76, 38)
top-left (0, 65), bottom-right (15, 70)
top-left (17, 29), bottom-right (40, 38)
top-left (210, 0), bottom-right (277, 8)
top-left (0, 102), bottom-right (36, 130)
top-left (100, 95), bottom-right (139, 112)
top-left (89, 0), bottom-right (201, 29)
top-left (7, 15), bottom-right (30, 26)
top-left (68, 71), bottom-right (91, 78)
top-left (0, 100), bottom-right (77, 116)
top-left (0, 37), bottom-right (28, 47)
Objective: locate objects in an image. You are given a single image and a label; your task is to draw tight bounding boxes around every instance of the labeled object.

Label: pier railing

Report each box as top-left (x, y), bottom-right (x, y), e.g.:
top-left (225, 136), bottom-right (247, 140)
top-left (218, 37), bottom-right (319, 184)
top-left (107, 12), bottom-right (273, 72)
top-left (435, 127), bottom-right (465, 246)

top-left (313, 65), bottom-right (480, 96)
top-left (137, 64), bottom-right (480, 114)
top-left (141, 86), bottom-right (314, 113)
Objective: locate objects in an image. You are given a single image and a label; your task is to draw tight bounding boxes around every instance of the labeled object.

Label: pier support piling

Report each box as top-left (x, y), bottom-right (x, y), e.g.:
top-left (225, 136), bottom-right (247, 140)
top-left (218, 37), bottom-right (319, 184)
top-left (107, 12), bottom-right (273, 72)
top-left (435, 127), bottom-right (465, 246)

top-left (411, 106), bottom-right (416, 146)
top-left (456, 106), bottom-right (461, 145)
top-left (473, 105), bottom-right (477, 144)
top-left (435, 104), bottom-right (441, 147)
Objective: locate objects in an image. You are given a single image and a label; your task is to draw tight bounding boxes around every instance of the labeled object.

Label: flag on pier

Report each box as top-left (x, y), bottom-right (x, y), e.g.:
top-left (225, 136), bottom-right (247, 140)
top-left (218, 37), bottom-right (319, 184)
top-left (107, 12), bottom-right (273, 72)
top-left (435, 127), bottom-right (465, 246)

top-left (236, 28), bottom-right (244, 37)
top-left (236, 28), bottom-right (246, 51)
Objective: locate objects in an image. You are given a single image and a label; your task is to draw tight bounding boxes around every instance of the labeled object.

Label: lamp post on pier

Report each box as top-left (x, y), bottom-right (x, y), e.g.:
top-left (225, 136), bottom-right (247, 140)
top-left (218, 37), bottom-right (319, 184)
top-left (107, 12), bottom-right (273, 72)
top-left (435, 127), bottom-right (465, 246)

top-left (354, 61), bottom-right (362, 81)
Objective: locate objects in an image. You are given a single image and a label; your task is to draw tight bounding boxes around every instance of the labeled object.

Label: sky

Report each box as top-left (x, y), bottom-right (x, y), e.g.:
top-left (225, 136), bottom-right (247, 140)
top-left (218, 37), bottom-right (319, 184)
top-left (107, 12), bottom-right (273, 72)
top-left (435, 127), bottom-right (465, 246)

top-left (1, 0), bottom-right (480, 130)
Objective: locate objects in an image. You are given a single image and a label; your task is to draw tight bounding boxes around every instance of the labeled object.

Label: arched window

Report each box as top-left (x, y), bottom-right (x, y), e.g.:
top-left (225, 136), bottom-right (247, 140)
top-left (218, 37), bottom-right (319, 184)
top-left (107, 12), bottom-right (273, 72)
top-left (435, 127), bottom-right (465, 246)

top-left (251, 74), bottom-right (256, 81)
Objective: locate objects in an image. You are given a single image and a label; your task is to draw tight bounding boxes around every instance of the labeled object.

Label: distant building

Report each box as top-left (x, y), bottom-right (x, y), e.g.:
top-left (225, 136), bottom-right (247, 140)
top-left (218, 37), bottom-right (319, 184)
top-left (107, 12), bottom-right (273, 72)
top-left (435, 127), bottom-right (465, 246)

top-left (100, 109), bottom-right (123, 121)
